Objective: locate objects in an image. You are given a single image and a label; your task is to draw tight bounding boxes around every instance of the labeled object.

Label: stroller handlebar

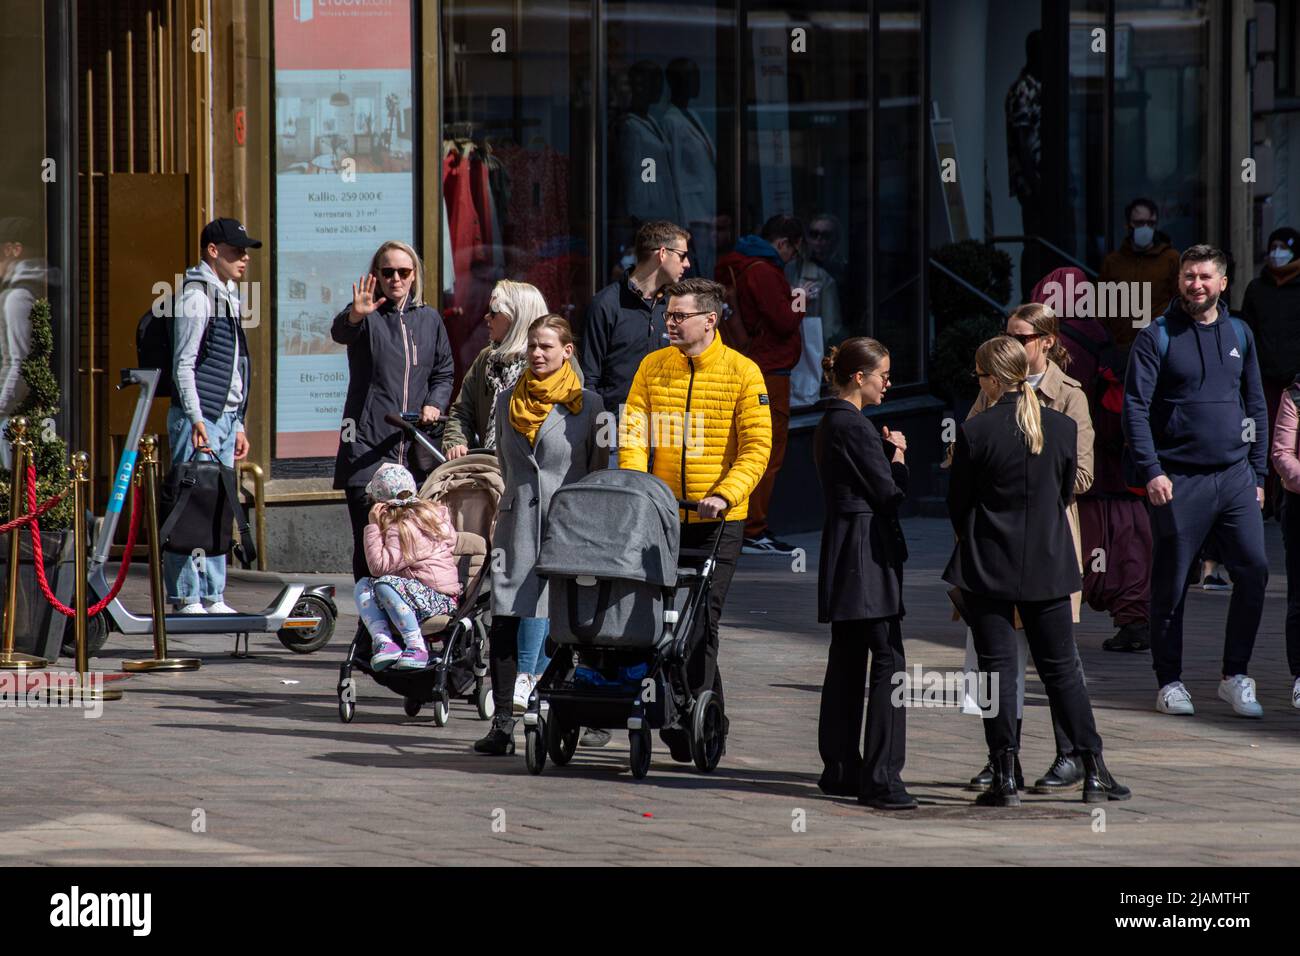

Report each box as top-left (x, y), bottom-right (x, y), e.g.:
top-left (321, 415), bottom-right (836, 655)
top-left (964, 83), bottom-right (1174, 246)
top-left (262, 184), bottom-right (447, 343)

top-left (677, 498), bottom-right (729, 514)
top-left (384, 412), bottom-right (448, 467)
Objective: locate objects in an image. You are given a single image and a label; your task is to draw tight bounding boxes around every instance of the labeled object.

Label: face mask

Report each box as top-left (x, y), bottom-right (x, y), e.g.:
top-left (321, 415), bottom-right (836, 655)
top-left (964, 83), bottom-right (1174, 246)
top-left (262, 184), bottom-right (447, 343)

top-left (1132, 225), bottom-right (1154, 249)
top-left (1268, 248), bottom-right (1294, 269)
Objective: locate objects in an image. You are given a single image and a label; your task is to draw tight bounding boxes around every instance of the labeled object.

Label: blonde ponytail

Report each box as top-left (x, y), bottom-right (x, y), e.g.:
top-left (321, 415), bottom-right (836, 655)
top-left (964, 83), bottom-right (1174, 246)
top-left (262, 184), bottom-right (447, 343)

top-left (1015, 385), bottom-right (1044, 455)
top-left (974, 334), bottom-right (1045, 455)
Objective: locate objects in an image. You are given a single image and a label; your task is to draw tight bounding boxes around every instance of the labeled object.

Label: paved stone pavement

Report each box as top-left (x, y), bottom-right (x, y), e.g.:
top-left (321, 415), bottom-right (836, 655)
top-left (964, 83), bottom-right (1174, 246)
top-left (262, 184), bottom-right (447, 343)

top-left (2, 517), bottom-right (1298, 866)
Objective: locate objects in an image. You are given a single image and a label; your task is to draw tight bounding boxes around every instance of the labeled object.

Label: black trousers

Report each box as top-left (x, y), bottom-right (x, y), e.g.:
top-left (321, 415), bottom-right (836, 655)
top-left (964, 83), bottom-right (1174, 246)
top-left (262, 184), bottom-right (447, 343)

top-left (1148, 462), bottom-right (1267, 686)
top-left (678, 520), bottom-right (744, 707)
top-left (345, 486), bottom-right (371, 582)
top-left (488, 615), bottom-right (521, 714)
top-left (1282, 491), bottom-right (1300, 677)
top-left (963, 591), bottom-right (1103, 758)
top-left (818, 617), bottom-right (907, 799)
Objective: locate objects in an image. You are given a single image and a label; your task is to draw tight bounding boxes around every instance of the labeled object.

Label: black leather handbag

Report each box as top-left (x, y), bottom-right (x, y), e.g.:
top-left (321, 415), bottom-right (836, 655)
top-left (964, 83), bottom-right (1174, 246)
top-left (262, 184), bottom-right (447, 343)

top-left (157, 457), bottom-right (257, 566)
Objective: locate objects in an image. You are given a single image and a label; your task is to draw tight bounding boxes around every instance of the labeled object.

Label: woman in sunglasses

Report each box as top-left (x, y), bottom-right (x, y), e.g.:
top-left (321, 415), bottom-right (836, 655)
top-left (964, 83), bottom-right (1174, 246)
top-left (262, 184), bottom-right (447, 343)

top-left (959, 302), bottom-right (1095, 797)
top-left (332, 239), bottom-right (456, 583)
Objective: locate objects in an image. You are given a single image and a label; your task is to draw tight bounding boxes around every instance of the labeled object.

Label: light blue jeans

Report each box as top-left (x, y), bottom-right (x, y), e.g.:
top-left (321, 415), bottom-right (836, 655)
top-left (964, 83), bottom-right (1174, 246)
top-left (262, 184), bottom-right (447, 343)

top-left (355, 578), bottom-right (423, 647)
top-left (518, 617), bottom-right (551, 677)
top-left (163, 407), bottom-right (239, 606)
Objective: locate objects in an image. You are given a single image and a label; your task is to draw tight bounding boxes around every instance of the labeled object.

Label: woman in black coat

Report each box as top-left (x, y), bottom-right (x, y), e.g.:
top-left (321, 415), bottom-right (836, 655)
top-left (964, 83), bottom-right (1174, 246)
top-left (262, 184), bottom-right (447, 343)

top-left (943, 335), bottom-right (1130, 807)
top-left (814, 337), bottom-right (915, 810)
top-left (330, 240), bottom-right (456, 582)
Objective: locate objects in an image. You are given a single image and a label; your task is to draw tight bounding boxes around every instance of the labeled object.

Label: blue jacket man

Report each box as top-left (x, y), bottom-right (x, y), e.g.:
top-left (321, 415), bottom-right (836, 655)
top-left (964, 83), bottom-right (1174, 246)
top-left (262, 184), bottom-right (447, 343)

top-left (1122, 244), bottom-right (1270, 718)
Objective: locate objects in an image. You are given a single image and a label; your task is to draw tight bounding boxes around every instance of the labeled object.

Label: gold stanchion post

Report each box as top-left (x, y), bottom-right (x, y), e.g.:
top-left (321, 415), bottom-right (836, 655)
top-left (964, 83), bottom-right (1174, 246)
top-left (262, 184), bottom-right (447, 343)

top-left (71, 451), bottom-right (121, 701)
top-left (124, 435), bottom-right (199, 672)
top-left (0, 416), bottom-right (49, 669)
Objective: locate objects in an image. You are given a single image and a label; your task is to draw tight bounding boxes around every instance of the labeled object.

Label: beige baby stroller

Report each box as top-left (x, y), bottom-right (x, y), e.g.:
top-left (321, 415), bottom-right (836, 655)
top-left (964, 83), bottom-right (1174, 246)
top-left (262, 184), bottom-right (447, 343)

top-left (337, 426), bottom-right (503, 726)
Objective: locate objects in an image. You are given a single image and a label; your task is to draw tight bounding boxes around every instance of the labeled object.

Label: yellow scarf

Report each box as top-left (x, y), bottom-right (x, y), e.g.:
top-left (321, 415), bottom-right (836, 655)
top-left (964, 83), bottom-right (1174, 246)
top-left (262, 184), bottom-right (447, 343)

top-left (508, 362), bottom-right (584, 446)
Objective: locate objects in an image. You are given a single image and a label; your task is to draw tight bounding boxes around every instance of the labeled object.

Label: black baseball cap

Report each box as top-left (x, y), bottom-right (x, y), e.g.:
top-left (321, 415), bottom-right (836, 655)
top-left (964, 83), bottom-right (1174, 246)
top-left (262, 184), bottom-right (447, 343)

top-left (200, 217), bottom-right (263, 250)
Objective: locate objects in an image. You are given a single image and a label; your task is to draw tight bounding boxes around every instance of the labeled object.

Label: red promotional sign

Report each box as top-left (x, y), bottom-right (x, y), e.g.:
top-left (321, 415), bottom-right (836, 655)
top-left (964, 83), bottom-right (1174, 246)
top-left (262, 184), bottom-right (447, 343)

top-left (274, 0), bottom-right (411, 71)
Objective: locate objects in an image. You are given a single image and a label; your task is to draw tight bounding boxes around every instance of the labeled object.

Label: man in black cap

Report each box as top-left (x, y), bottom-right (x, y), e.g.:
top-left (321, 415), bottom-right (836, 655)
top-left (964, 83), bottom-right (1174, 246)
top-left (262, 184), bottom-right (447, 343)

top-left (164, 217), bottom-right (262, 615)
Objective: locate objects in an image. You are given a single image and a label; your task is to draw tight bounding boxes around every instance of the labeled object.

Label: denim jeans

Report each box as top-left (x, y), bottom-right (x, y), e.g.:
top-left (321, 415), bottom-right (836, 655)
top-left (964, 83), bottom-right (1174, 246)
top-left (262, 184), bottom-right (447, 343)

top-left (517, 617), bottom-right (551, 676)
top-left (162, 406), bottom-right (239, 605)
top-left (355, 578), bottom-right (423, 647)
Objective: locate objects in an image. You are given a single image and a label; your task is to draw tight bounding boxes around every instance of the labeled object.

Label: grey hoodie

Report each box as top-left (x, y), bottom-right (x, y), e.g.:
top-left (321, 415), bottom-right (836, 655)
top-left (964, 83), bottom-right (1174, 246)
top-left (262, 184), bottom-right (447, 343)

top-left (175, 261), bottom-right (246, 431)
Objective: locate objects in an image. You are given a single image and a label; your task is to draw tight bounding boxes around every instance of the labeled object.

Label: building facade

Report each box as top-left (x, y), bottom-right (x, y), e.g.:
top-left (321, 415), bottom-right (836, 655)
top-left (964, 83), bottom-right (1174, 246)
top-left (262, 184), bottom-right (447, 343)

top-left (1, 0), bottom-right (1294, 570)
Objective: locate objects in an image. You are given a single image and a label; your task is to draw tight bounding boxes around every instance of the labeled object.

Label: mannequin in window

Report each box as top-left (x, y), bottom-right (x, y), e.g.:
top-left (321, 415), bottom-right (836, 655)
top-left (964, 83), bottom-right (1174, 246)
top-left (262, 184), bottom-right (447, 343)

top-left (661, 58), bottom-right (717, 278)
top-left (614, 61), bottom-right (679, 226)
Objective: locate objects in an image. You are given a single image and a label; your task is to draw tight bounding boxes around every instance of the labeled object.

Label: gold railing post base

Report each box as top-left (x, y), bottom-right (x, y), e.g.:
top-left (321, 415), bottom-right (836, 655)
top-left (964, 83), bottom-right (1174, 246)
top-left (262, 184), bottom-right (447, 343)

top-left (0, 652), bottom-right (51, 670)
top-left (122, 657), bottom-right (200, 672)
top-left (47, 679), bottom-right (124, 703)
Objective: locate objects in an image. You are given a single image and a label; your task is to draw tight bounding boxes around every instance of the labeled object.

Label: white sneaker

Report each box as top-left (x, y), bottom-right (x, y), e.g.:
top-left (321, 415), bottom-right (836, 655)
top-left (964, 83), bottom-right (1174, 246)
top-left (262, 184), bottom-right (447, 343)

top-left (177, 603), bottom-right (206, 615)
top-left (512, 673), bottom-right (534, 715)
top-left (1291, 677), bottom-right (1300, 710)
top-left (1218, 674), bottom-right (1264, 718)
top-left (204, 600), bottom-right (238, 615)
top-left (1156, 681), bottom-right (1195, 715)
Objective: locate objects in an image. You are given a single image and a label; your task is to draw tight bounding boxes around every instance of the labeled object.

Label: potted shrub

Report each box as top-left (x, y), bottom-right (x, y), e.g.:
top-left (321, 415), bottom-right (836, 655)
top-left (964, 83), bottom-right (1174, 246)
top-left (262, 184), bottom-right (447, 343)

top-left (0, 298), bottom-right (76, 661)
top-left (929, 241), bottom-right (1013, 415)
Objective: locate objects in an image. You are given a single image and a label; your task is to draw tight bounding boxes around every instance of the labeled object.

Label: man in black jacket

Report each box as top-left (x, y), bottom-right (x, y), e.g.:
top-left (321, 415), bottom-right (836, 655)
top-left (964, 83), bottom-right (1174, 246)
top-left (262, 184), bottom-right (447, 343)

top-left (580, 220), bottom-right (686, 461)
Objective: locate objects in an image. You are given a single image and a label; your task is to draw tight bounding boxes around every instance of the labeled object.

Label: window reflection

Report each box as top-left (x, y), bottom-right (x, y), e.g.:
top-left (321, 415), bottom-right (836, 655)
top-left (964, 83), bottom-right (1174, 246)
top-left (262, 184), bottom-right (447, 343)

top-left (441, 0), bottom-right (592, 382)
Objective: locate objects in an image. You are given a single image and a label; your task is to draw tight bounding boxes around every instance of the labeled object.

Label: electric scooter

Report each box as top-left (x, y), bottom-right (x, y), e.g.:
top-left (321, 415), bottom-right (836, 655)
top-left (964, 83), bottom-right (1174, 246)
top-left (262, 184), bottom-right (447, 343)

top-left (72, 368), bottom-right (338, 658)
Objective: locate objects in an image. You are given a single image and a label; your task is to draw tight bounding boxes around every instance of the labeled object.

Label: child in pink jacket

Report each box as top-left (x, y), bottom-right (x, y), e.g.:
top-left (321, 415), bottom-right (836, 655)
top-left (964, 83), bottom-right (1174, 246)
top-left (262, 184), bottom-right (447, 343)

top-left (1269, 380), bottom-right (1300, 708)
top-left (357, 463), bottom-right (461, 671)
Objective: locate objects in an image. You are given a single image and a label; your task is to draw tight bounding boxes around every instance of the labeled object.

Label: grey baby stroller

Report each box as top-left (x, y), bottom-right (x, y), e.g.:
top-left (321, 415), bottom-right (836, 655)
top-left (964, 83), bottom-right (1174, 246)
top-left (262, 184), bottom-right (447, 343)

top-left (526, 469), bottom-right (728, 779)
top-left (336, 447), bottom-right (503, 726)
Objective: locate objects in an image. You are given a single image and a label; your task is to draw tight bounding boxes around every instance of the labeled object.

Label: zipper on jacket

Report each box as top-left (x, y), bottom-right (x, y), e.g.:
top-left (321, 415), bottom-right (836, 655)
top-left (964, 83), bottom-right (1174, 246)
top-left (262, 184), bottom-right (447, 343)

top-left (682, 356), bottom-right (696, 524)
top-left (398, 304), bottom-right (412, 467)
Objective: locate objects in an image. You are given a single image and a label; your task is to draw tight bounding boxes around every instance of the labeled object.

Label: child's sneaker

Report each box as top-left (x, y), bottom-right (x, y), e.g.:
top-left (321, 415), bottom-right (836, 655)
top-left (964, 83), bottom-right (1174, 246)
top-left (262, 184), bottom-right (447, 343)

top-left (370, 637), bottom-right (402, 671)
top-left (393, 641), bottom-right (430, 671)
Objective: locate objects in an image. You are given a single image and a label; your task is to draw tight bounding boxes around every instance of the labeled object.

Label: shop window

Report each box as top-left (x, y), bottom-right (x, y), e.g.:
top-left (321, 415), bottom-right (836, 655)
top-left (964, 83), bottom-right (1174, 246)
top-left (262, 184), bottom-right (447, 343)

top-left (1110, 0), bottom-right (1210, 256)
top-left (0, 0), bottom-right (68, 443)
top-left (440, 0), bottom-right (594, 378)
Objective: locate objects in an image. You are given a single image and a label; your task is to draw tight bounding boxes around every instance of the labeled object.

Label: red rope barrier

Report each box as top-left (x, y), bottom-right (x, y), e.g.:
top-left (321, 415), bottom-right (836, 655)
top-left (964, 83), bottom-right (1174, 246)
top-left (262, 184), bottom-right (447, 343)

top-left (0, 481), bottom-right (71, 534)
top-left (27, 463), bottom-right (145, 617)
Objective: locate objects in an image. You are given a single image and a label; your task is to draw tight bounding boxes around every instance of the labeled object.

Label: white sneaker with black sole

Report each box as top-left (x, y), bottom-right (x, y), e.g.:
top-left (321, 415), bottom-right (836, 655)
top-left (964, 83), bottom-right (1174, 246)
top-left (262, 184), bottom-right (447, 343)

top-left (1218, 674), bottom-right (1264, 718)
top-left (742, 534), bottom-right (797, 556)
top-left (1292, 676), bottom-right (1300, 711)
top-left (1156, 681), bottom-right (1194, 715)
top-left (512, 673), bottom-right (534, 715)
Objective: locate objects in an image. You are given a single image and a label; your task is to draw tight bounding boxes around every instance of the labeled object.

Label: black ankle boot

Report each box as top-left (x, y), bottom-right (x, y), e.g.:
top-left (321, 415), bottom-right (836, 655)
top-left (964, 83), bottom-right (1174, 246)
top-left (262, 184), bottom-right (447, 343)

top-left (975, 749), bottom-right (1021, 807)
top-left (1082, 751), bottom-right (1131, 802)
top-left (1032, 752), bottom-right (1084, 793)
top-left (969, 755), bottom-right (1021, 791)
top-left (473, 713), bottom-right (516, 755)
top-left (1103, 621), bottom-right (1150, 653)
top-left (967, 759), bottom-right (994, 791)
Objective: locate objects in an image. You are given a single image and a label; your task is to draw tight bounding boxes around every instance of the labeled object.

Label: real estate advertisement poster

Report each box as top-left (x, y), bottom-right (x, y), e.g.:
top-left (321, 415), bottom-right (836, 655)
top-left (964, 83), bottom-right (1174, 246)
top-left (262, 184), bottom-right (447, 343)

top-left (273, 0), bottom-right (415, 460)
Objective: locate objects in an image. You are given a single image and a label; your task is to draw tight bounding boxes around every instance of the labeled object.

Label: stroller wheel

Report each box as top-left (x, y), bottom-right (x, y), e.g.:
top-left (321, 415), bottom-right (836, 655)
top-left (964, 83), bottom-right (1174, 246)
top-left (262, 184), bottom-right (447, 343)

top-left (474, 679), bottom-right (495, 720)
top-left (690, 691), bottom-right (725, 773)
top-left (430, 692), bottom-right (450, 727)
top-left (629, 728), bottom-right (652, 779)
top-left (525, 724), bottom-right (546, 775)
top-left (545, 718), bottom-right (580, 766)
top-left (403, 697), bottom-right (422, 718)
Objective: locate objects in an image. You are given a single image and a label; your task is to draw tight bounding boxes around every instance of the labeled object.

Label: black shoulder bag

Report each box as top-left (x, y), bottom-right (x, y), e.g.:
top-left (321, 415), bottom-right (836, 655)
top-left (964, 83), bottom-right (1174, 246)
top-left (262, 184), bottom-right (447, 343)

top-left (157, 457), bottom-right (257, 567)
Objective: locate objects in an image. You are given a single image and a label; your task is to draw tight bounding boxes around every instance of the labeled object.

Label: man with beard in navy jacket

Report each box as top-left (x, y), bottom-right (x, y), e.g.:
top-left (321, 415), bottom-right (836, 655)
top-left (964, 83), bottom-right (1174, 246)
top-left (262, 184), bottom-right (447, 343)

top-left (1123, 244), bottom-right (1270, 719)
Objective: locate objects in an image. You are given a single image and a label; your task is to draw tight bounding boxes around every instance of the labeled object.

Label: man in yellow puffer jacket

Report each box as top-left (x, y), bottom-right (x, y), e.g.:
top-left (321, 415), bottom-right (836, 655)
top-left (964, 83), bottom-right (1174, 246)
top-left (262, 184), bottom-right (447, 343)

top-left (620, 277), bottom-right (772, 760)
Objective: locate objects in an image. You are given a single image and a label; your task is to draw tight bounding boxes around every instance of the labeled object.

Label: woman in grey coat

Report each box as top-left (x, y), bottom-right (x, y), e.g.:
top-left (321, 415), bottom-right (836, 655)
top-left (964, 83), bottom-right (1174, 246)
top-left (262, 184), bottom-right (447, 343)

top-left (474, 314), bottom-right (608, 755)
